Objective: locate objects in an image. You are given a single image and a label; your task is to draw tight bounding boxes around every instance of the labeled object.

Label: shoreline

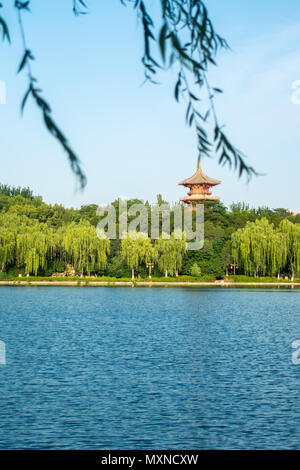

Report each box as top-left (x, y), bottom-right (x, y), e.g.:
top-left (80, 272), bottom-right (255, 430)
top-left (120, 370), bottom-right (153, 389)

top-left (0, 280), bottom-right (299, 288)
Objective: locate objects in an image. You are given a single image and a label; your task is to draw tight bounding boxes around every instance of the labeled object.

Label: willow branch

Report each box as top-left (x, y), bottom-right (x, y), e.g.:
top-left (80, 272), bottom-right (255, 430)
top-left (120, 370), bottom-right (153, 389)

top-left (16, 1), bottom-right (87, 189)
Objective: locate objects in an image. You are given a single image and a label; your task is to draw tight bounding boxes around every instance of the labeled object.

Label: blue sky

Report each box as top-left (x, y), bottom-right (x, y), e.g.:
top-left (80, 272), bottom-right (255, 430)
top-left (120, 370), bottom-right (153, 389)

top-left (0, 0), bottom-right (300, 210)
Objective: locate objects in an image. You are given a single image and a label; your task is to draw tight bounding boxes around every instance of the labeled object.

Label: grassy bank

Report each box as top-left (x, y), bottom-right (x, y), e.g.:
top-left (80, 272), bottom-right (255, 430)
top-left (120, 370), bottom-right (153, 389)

top-left (0, 274), bottom-right (299, 286)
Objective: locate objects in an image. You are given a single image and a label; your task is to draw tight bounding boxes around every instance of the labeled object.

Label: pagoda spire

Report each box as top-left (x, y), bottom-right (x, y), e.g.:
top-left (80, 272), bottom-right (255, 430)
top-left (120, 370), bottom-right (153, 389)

top-left (197, 156), bottom-right (201, 171)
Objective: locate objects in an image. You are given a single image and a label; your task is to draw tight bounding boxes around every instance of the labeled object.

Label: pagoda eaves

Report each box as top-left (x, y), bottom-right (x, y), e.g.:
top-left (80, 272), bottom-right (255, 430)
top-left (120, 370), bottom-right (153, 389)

top-left (178, 160), bottom-right (221, 205)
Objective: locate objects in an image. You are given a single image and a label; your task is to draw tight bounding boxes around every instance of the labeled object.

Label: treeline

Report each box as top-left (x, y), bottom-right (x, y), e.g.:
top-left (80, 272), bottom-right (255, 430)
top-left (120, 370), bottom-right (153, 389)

top-left (0, 183), bottom-right (37, 201)
top-left (232, 218), bottom-right (300, 280)
top-left (0, 185), bottom-right (299, 279)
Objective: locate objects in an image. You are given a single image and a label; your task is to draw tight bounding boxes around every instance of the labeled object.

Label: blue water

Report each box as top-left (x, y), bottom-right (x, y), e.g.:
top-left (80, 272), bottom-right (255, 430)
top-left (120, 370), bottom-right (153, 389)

top-left (0, 286), bottom-right (300, 449)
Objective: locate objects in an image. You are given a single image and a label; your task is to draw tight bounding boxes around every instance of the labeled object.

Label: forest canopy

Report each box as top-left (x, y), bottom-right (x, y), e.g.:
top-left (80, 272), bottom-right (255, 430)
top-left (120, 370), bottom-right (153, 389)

top-left (0, 184), bottom-right (299, 280)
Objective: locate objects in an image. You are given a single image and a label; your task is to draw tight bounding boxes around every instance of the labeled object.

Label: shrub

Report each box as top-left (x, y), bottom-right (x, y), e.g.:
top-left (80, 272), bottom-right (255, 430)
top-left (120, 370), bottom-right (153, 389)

top-left (189, 263), bottom-right (202, 277)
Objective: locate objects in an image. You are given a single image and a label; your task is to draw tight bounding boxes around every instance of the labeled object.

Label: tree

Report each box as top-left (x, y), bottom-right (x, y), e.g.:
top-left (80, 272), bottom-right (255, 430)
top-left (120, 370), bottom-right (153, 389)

top-left (121, 231), bottom-right (149, 279)
top-left (280, 220), bottom-right (300, 281)
top-left (155, 235), bottom-right (174, 277)
top-left (16, 222), bottom-right (55, 275)
top-left (0, 185), bottom-right (299, 280)
top-left (0, 183), bottom-right (35, 200)
top-left (231, 218), bottom-right (291, 278)
top-left (107, 254), bottom-right (131, 278)
top-left (0, 1), bottom-right (255, 188)
top-left (190, 263), bottom-right (201, 277)
top-left (0, 227), bottom-right (15, 272)
top-left (61, 222), bottom-right (110, 275)
top-left (155, 231), bottom-right (186, 277)
top-left (220, 240), bottom-right (232, 277)
top-left (232, 218), bottom-right (273, 277)
top-left (174, 230), bottom-right (187, 276)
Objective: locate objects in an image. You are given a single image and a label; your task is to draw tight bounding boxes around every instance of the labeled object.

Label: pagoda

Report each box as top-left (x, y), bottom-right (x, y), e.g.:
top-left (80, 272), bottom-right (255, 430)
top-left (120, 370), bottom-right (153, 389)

top-left (178, 159), bottom-right (221, 205)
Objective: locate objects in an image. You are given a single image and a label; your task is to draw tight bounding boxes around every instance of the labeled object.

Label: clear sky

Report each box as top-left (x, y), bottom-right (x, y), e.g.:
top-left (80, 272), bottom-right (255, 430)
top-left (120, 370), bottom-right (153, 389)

top-left (0, 0), bottom-right (300, 210)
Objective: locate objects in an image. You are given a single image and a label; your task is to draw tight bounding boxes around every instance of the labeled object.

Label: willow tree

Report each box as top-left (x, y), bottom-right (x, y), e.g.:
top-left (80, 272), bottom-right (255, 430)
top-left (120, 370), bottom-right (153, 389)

top-left (0, 212), bottom-right (23, 272)
top-left (0, 212), bottom-right (36, 272)
top-left (271, 230), bottom-right (287, 279)
top-left (62, 222), bottom-right (110, 276)
top-left (0, 227), bottom-right (15, 272)
top-left (121, 231), bottom-right (149, 280)
top-left (155, 231), bottom-right (186, 277)
top-left (279, 219), bottom-right (300, 280)
top-left (232, 218), bottom-right (281, 277)
top-left (16, 223), bottom-right (55, 275)
top-left (174, 230), bottom-right (187, 276)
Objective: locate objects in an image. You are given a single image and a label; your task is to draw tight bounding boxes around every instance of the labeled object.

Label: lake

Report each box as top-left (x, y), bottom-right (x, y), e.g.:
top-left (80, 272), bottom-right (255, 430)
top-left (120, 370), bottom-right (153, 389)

top-left (0, 286), bottom-right (300, 449)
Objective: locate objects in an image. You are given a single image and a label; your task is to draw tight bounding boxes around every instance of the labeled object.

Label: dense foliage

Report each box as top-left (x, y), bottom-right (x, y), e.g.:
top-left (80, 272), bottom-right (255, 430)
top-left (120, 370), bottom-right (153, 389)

top-left (0, 185), bottom-right (299, 279)
top-left (232, 218), bottom-right (300, 280)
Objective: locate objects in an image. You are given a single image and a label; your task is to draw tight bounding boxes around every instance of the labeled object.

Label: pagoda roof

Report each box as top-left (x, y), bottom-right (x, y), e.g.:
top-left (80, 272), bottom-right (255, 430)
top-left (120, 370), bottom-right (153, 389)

top-left (180, 194), bottom-right (219, 203)
top-left (178, 161), bottom-right (221, 187)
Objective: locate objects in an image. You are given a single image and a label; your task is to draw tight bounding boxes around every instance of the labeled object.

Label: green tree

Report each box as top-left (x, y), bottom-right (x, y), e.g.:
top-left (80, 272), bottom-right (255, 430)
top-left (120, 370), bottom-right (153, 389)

top-left (61, 222), bottom-right (110, 276)
top-left (220, 240), bottom-right (232, 277)
top-left (190, 263), bottom-right (201, 277)
top-left (121, 231), bottom-right (149, 280)
top-left (16, 223), bottom-right (55, 275)
top-left (174, 230), bottom-right (187, 276)
top-left (1, 185), bottom-right (299, 280)
top-left (279, 219), bottom-right (300, 280)
top-left (0, 183), bottom-right (35, 200)
top-left (231, 218), bottom-right (289, 278)
top-left (155, 231), bottom-right (186, 277)
top-left (0, 227), bottom-right (15, 272)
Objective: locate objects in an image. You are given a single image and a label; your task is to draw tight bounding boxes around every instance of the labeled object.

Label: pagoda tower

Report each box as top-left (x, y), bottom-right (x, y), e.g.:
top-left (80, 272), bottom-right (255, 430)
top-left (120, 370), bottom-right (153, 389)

top-left (178, 159), bottom-right (221, 205)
